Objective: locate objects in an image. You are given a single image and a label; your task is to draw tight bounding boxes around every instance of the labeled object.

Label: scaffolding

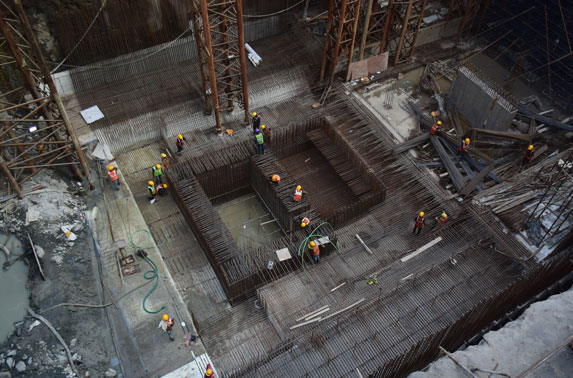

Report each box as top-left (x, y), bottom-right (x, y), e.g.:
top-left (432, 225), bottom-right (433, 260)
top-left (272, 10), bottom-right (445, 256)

top-left (0, 0), bottom-right (92, 197)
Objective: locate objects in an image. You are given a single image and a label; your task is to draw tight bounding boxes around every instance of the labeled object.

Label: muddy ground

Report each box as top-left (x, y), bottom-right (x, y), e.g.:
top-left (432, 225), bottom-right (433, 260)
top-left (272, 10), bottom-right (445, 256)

top-left (0, 168), bottom-right (116, 377)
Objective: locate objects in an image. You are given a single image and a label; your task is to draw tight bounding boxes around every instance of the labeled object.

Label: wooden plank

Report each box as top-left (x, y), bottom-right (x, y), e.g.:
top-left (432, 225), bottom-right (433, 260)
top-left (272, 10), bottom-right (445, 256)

top-left (401, 237), bottom-right (443, 262)
top-left (429, 135), bottom-right (465, 191)
top-left (460, 163), bottom-right (494, 197)
top-left (392, 133), bottom-right (430, 155)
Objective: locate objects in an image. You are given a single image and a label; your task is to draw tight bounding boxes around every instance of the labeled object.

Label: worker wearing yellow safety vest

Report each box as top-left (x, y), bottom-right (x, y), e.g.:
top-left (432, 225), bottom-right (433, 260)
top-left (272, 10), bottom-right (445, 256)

top-left (148, 181), bottom-right (157, 203)
top-left (152, 164), bottom-right (163, 185)
top-left (255, 129), bottom-right (265, 155)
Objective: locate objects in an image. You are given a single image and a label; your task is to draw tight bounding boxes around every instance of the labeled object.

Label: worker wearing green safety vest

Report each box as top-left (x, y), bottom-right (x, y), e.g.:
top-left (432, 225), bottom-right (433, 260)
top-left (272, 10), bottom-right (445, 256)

top-left (148, 181), bottom-right (157, 202)
top-left (255, 129), bottom-right (265, 155)
top-left (152, 164), bottom-right (163, 185)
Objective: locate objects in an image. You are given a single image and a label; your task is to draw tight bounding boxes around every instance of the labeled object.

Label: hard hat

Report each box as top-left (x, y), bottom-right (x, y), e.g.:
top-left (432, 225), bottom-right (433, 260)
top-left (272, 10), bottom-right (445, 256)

top-left (301, 222), bottom-right (307, 227)
top-left (465, 138), bottom-right (470, 144)
top-left (161, 153), bottom-right (167, 158)
top-left (441, 212), bottom-right (447, 218)
top-left (419, 211), bottom-right (424, 217)
top-left (296, 185), bottom-right (302, 190)
top-left (261, 125), bottom-right (266, 129)
top-left (108, 165), bottom-right (114, 171)
top-left (148, 181), bottom-right (154, 186)
top-left (178, 134), bottom-right (183, 139)
top-left (163, 314), bottom-right (169, 321)
top-left (163, 184), bottom-right (168, 189)
top-left (156, 164), bottom-right (161, 169)
top-left (310, 241), bottom-right (316, 247)
top-left (271, 175), bottom-right (278, 182)
top-left (437, 121), bottom-right (442, 125)
top-left (206, 368), bottom-right (213, 376)
top-left (252, 112), bottom-right (257, 117)
top-left (528, 145), bottom-right (534, 151)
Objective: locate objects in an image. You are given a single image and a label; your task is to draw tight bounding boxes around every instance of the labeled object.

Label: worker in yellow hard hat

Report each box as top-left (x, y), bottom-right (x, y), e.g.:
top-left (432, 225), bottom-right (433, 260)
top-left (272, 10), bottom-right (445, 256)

top-left (152, 163), bottom-right (163, 185)
top-left (413, 211), bottom-right (426, 235)
top-left (261, 124), bottom-right (271, 145)
top-left (291, 185), bottom-right (306, 202)
top-left (301, 216), bottom-right (311, 228)
top-left (148, 181), bottom-right (158, 203)
top-left (523, 144), bottom-right (535, 165)
top-left (158, 314), bottom-right (174, 341)
top-left (309, 240), bottom-right (320, 263)
top-left (107, 165), bottom-right (120, 191)
top-left (430, 120), bottom-right (442, 135)
top-left (252, 111), bottom-right (261, 133)
top-left (161, 152), bottom-right (170, 169)
top-left (436, 211), bottom-right (448, 227)
top-left (458, 137), bottom-right (470, 156)
top-left (176, 134), bottom-right (187, 155)
top-left (157, 183), bottom-right (168, 196)
top-left (271, 174), bottom-right (281, 184)
top-left (204, 364), bottom-right (215, 377)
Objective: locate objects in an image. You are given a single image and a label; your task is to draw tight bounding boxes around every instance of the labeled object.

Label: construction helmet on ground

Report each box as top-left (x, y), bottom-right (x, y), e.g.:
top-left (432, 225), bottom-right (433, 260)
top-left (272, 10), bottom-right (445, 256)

top-left (419, 211), bottom-right (424, 217)
top-left (261, 125), bottom-right (266, 129)
top-left (252, 112), bottom-right (257, 117)
top-left (528, 145), bottom-right (534, 151)
top-left (108, 165), bottom-right (115, 171)
top-left (161, 153), bottom-right (167, 158)
top-left (301, 222), bottom-right (307, 227)
top-left (465, 138), bottom-right (470, 144)
top-left (296, 185), bottom-right (302, 190)
top-left (163, 314), bottom-right (169, 321)
top-left (310, 241), bottom-right (316, 247)
top-left (437, 121), bottom-right (442, 125)
top-left (163, 184), bottom-right (168, 189)
top-left (148, 181), bottom-right (154, 186)
top-left (178, 134), bottom-right (183, 139)
top-left (442, 212), bottom-right (447, 218)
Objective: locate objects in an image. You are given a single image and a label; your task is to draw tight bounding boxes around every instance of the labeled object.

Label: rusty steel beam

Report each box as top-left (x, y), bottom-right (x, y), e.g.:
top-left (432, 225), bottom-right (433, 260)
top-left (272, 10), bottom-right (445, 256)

top-left (320, 0), bottom-right (362, 83)
top-left (358, 0), bottom-right (389, 60)
top-left (392, 0), bottom-right (427, 65)
top-left (193, 0), bottom-right (250, 134)
top-left (189, 4), bottom-right (213, 115)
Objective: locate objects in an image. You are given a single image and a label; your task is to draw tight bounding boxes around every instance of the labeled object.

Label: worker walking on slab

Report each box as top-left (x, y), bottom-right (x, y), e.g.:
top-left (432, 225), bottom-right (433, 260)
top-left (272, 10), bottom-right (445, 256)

top-left (148, 181), bottom-right (158, 203)
top-left (252, 112), bottom-right (261, 133)
top-left (161, 152), bottom-right (170, 169)
top-left (255, 129), bottom-right (265, 155)
top-left (291, 185), bottom-right (306, 202)
top-left (309, 240), bottom-right (320, 264)
top-left (271, 174), bottom-right (281, 184)
top-left (458, 138), bottom-right (470, 156)
top-left (176, 134), bottom-right (187, 155)
top-left (436, 211), bottom-right (448, 227)
top-left (157, 183), bottom-right (168, 196)
top-left (158, 314), bottom-right (175, 341)
top-left (523, 145), bottom-right (534, 165)
top-left (413, 211), bottom-right (426, 235)
top-left (301, 216), bottom-right (311, 228)
top-left (262, 124), bottom-right (271, 145)
top-left (430, 120), bottom-right (441, 135)
top-left (152, 164), bottom-right (163, 185)
top-left (204, 364), bottom-right (215, 378)
top-left (107, 165), bottom-right (120, 191)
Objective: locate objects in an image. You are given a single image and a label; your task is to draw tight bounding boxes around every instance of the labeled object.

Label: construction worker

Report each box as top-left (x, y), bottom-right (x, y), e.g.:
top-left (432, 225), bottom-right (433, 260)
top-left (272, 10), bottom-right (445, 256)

top-left (523, 145), bottom-right (534, 165)
top-left (271, 174), bottom-right (281, 184)
top-left (413, 211), bottom-right (426, 235)
top-left (262, 124), bottom-right (271, 145)
top-left (157, 183), bottom-right (168, 196)
top-left (436, 211), bottom-right (448, 227)
top-left (204, 364), bottom-right (214, 378)
top-left (309, 240), bottom-right (320, 264)
top-left (291, 185), bottom-right (306, 202)
top-left (430, 120), bottom-right (442, 135)
top-left (176, 134), bottom-right (187, 155)
top-left (431, 110), bottom-right (440, 120)
top-left (152, 164), bottom-right (163, 185)
top-left (161, 152), bottom-right (170, 169)
top-left (301, 216), bottom-right (311, 228)
top-left (458, 138), bottom-right (470, 156)
top-left (148, 181), bottom-right (158, 203)
top-left (252, 112), bottom-right (261, 133)
top-left (366, 274), bottom-right (378, 285)
top-left (107, 165), bottom-right (120, 191)
top-left (158, 314), bottom-right (174, 341)
top-left (255, 129), bottom-right (265, 155)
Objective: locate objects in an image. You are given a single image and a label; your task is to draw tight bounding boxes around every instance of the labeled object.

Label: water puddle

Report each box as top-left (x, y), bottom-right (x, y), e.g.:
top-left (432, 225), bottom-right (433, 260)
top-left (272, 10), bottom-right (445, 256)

top-left (0, 234), bottom-right (30, 343)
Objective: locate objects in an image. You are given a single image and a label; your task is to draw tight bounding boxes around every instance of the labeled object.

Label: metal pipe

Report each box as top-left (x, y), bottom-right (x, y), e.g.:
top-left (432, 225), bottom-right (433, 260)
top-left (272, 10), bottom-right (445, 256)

top-left (236, 0), bottom-right (250, 124)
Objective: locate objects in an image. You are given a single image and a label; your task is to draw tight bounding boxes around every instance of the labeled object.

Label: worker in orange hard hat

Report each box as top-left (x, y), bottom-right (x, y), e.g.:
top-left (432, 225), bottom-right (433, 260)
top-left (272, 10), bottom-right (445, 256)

top-left (252, 112), bottom-right (261, 133)
top-left (430, 120), bottom-right (442, 135)
top-left (523, 145), bottom-right (534, 165)
top-left (161, 152), bottom-right (170, 169)
top-left (158, 314), bottom-right (174, 341)
top-left (301, 216), bottom-right (311, 228)
top-left (271, 174), bottom-right (281, 184)
top-left (107, 165), bottom-right (120, 191)
top-left (204, 363), bottom-right (215, 378)
top-left (176, 134), bottom-right (187, 155)
top-left (309, 240), bottom-right (320, 264)
top-left (152, 163), bottom-right (163, 185)
top-left (413, 211), bottom-right (426, 235)
top-left (291, 185), bottom-right (306, 202)
top-left (458, 138), bottom-right (470, 156)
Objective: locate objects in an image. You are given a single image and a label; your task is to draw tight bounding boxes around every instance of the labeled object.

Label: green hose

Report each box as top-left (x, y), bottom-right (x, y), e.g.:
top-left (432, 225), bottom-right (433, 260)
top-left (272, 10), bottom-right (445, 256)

top-left (297, 222), bottom-right (340, 279)
top-left (128, 229), bottom-right (167, 314)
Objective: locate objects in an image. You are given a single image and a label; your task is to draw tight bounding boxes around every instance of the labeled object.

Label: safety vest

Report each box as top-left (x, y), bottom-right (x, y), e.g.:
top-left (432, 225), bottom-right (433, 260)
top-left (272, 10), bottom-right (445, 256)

top-left (107, 169), bottom-right (118, 181)
top-left (272, 174), bottom-right (281, 183)
top-left (148, 185), bottom-right (156, 195)
top-left (311, 244), bottom-right (320, 256)
top-left (153, 166), bottom-right (163, 176)
top-left (256, 133), bottom-right (264, 145)
top-left (415, 216), bottom-right (424, 228)
top-left (430, 124), bottom-right (439, 135)
top-left (301, 217), bottom-right (310, 226)
top-left (293, 189), bottom-right (302, 201)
